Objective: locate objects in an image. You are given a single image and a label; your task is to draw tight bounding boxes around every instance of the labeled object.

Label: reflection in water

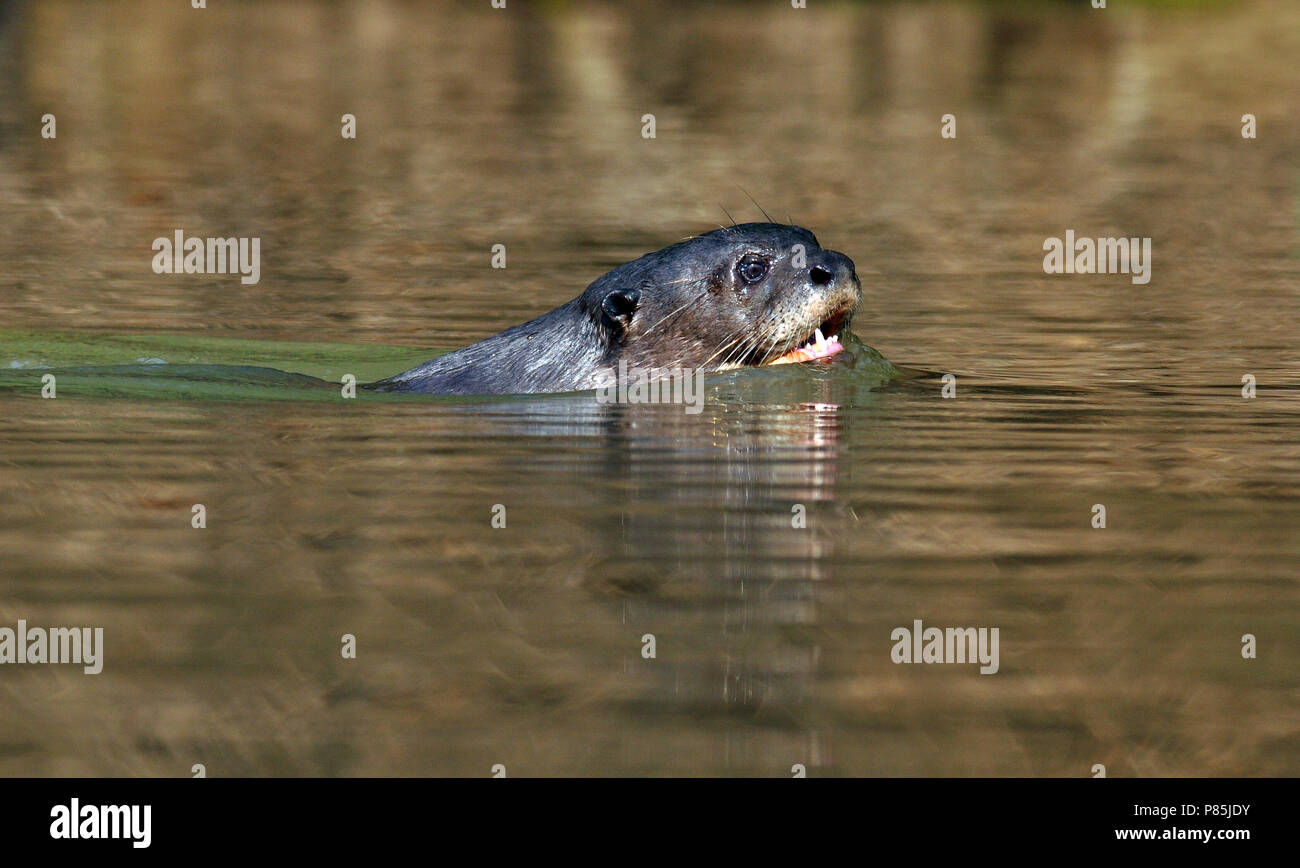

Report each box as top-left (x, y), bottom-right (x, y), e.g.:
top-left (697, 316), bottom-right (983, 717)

top-left (0, 1), bottom-right (1297, 776)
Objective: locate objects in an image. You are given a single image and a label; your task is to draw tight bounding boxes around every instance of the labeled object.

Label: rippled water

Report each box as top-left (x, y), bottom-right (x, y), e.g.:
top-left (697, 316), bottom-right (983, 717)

top-left (0, 0), bottom-right (1297, 776)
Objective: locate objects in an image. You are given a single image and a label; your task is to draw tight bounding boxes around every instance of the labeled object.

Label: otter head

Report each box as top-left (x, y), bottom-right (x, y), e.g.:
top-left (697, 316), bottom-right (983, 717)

top-left (582, 223), bottom-right (861, 373)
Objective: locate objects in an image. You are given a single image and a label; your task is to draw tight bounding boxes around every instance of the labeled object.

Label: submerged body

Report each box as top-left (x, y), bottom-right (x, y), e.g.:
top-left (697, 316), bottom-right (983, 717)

top-left (369, 223), bottom-right (862, 395)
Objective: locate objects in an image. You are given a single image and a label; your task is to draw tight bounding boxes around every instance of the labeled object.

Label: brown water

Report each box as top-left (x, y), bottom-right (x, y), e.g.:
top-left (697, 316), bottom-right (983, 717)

top-left (0, 0), bottom-right (1297, 776)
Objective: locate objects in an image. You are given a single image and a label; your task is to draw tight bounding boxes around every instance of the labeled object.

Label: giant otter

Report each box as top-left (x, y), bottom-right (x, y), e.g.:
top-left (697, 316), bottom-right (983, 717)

top-left (369, 223), bottom-right (861, 395)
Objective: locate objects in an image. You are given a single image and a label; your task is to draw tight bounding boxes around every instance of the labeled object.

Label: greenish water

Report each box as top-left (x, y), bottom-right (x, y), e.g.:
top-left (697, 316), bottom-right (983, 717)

top-left (0, 330), bottom-right (428, 401)
top-left (0, 330), bottom-right (902, 401)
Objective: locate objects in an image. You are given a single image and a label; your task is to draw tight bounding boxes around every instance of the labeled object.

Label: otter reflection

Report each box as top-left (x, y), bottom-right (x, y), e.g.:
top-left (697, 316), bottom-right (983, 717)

top-left (428, 362), bottom-right (890, 772)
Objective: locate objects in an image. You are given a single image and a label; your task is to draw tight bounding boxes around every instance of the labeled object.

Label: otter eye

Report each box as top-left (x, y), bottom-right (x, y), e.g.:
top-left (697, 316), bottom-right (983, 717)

top-left (737, 255), bottom-right (768, 284)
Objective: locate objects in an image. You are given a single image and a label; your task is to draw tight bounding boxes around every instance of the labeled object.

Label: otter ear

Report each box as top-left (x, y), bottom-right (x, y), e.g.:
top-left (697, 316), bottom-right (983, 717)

top-left (600, 286), bottom-right (641, 331)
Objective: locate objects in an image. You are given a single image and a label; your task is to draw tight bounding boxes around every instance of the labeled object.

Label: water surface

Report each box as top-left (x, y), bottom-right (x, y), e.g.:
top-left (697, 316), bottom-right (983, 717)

top-left (0, 0), bottom-right (1297, 776)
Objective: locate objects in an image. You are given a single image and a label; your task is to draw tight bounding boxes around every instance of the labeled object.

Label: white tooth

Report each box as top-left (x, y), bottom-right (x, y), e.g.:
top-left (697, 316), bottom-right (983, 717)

top-left (814, 328), bottom-right (825, 347)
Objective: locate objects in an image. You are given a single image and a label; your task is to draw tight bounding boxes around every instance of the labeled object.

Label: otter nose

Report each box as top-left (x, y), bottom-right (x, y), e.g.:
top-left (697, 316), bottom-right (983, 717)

top-left (809, 264), bottom-right (834, 286)
top-left (823, 251), bottom-right (859, 286)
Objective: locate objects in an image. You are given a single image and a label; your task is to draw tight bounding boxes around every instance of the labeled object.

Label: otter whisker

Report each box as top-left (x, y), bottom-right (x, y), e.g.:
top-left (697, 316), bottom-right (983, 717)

top-left (635, 269), bottom-right (733, 337)
top-left (763, 330), bottom-right (789, 366)
top-left (699, 324), bottom-right (753, 366)
top-left (716, 323), bottom-right (768, 369)
top-left (739, 186), bottom-right (774, 223)
top-left (719, 326), bottom-right (769, 368)
top-left (639, 288), bottom-right (711, 337)
top-left (702, 333), bottom-right (749, 369)
top-left (701, 320), bottom-right (763, 369)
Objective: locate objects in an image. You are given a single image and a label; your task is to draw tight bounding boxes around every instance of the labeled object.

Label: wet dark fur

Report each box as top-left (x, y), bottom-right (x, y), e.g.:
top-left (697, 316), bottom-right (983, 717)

top-left (368, 223), bottom-right (860, 395)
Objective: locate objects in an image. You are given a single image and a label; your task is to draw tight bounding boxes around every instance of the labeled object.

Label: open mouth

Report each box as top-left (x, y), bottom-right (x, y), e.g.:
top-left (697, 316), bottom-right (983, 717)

top-left (766, 307), bottom-right (852, 366)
